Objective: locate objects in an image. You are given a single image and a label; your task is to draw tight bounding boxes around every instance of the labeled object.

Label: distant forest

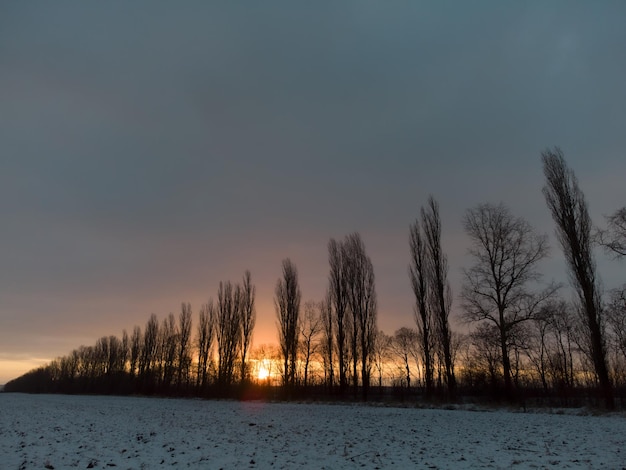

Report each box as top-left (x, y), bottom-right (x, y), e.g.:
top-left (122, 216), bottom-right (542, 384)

top-left (6, 149), bottom-right (625, 409)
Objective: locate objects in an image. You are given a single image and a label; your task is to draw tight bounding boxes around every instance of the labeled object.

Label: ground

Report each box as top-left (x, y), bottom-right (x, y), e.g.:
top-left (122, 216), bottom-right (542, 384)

top-left (1, 393), bottom-right (625, 469)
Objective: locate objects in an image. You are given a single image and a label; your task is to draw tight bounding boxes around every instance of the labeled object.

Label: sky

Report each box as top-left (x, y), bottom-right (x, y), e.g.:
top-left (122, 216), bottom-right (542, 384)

top-left (1, 2), bottom-right (625, 384)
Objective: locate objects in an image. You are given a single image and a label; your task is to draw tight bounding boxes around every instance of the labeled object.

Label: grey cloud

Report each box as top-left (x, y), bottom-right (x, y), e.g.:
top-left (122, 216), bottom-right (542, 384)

top-left (1, 2), bottom-right (625, 382)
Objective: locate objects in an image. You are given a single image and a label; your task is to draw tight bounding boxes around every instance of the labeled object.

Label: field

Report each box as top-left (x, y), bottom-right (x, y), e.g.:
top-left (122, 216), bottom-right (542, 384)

top-left (1, 394), bottom-right (625, 469)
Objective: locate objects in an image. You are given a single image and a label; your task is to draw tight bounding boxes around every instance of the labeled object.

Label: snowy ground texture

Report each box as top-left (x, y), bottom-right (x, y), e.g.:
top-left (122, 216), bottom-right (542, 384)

top-left (1, 394), bottom-right (625, 469)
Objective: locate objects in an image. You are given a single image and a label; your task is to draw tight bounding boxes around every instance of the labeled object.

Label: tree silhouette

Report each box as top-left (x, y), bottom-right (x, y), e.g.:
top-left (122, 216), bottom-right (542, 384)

top-left (409, 214), bottom-right (434, 398)
top-left (275, 258), bottom-right (301, 390)
top-left (462, 202), bottom-right (552, 400)
top-left (240, 270), bottom-right (256, 384)
top-left (300, 301), bottom-right (322, 388)
top-left (320, 292), bottom-right (335, 389)
top-left (343, 233), bottom-right (378, 400)
top-left (216, 281), bottom-right (242, 388)
top-left (422, 197), bottom-right (457, 399)
top-left (140, 314), bottom-right (159, 390)
top-left (129, 326), bottom-right (141, 378)
top-left (328, 238), bottom-right (349, 395)
top-left (542, 147), bottom-right (613, 409)
top-left (391, 327), bottom-right (419, 390)
top-left (196, 300), bottom-right (215, 391)
top-left (598, 207), bottom-right (626, 258)
top-left (176, 303), bottom-right (193, 390)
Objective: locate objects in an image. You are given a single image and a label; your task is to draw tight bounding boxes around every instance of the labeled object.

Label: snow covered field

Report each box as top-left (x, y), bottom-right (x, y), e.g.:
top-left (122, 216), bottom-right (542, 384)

top-left (1, 394), bottom-right (625, 469)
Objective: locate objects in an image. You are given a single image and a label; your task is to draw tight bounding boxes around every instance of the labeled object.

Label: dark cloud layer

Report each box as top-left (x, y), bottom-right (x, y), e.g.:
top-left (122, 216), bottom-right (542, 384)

top-left (1, 2), bottom-right (625, 382)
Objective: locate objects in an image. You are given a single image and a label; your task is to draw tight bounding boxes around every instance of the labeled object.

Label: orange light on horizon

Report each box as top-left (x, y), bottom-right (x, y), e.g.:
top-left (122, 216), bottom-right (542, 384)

top-left (256, 359), bottom-right (272, 381)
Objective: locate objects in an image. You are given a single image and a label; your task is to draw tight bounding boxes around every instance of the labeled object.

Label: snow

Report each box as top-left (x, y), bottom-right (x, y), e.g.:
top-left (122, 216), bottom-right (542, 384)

top-left (1, 394), bottom-right (625, 469)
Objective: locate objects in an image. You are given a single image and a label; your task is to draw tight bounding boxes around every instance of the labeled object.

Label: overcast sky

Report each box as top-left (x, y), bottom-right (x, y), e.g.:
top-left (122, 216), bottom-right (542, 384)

top-left (1, 2), bottom-right (625, 384)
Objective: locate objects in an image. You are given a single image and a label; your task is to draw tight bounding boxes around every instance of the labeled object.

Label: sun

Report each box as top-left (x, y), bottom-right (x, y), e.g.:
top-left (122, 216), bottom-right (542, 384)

top-left (257, 366), bottom-right (269, 380)
top-left (257, 360), bottom-right (271, 381)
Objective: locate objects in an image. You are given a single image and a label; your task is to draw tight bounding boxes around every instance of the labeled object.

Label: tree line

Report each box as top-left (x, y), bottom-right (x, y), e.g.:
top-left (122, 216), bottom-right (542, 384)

top-left (5, 149), bottom-right (625, 408)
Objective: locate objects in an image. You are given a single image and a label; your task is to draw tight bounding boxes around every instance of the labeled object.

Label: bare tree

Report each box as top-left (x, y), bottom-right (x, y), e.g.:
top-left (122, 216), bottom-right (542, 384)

top-left (120, 330), bottom-right (129, 374)
top-left (159, 313), bottom-right (178, 389)
top-left (468, 323), bottom-right (503, 391)
top-left (275, 258), bottom-right (301, 389)
top-left (524, 298), bottom-right (581, 400)
top-left (344, 236), bottom-right (359, 397)
top-left (344, 233), bottom-right (378, 400)
top-left (320, 291), bottom-right (335, 388)
top-left (598, 207), bottom-right (626, 258)
top-left (606, 288), bottom-right (626, 385)
top-left (60, 351), bottom-right (78, 387)
top-left (216, 281), bottom-right (242, 387)
top-left (526, 308), bottom-right (552, 393)
top-left (94, 336), bottom-right (109, 377)
top-left (129, 326), bottom-right (141, 378)
top-left (409, 216), bottom-right (435, 397)
top-left (196, 300), bottom-right (215, 390)
top-left (546, 300), bottom-right (577, 392)
top-left (462, 202), bottom-right (552, 400)
top-left (108, 335), bottom-right (125, 375)
top-left (176, 302), bottom-right (193, 390)
top-left (328, 238), bottom-right (349, 394)
top-left (300, 301), bottom-right (322, 388)
top-left (542, 147), bottom-right (613, 408)
top-left (597, 207), bottom-right (626, 383)
top-left (391, 327), bottom-right (419, 390)
top-left (607, 289), bottom-right (626, 358)
top-left (240, 270), bottom-right (256, 384)
top-left (422, 197), bottom-right (456, 397)
top-left (139, 314), bottom-right (159, 386)
top-left (372, 330), bottom-right (392, 390)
